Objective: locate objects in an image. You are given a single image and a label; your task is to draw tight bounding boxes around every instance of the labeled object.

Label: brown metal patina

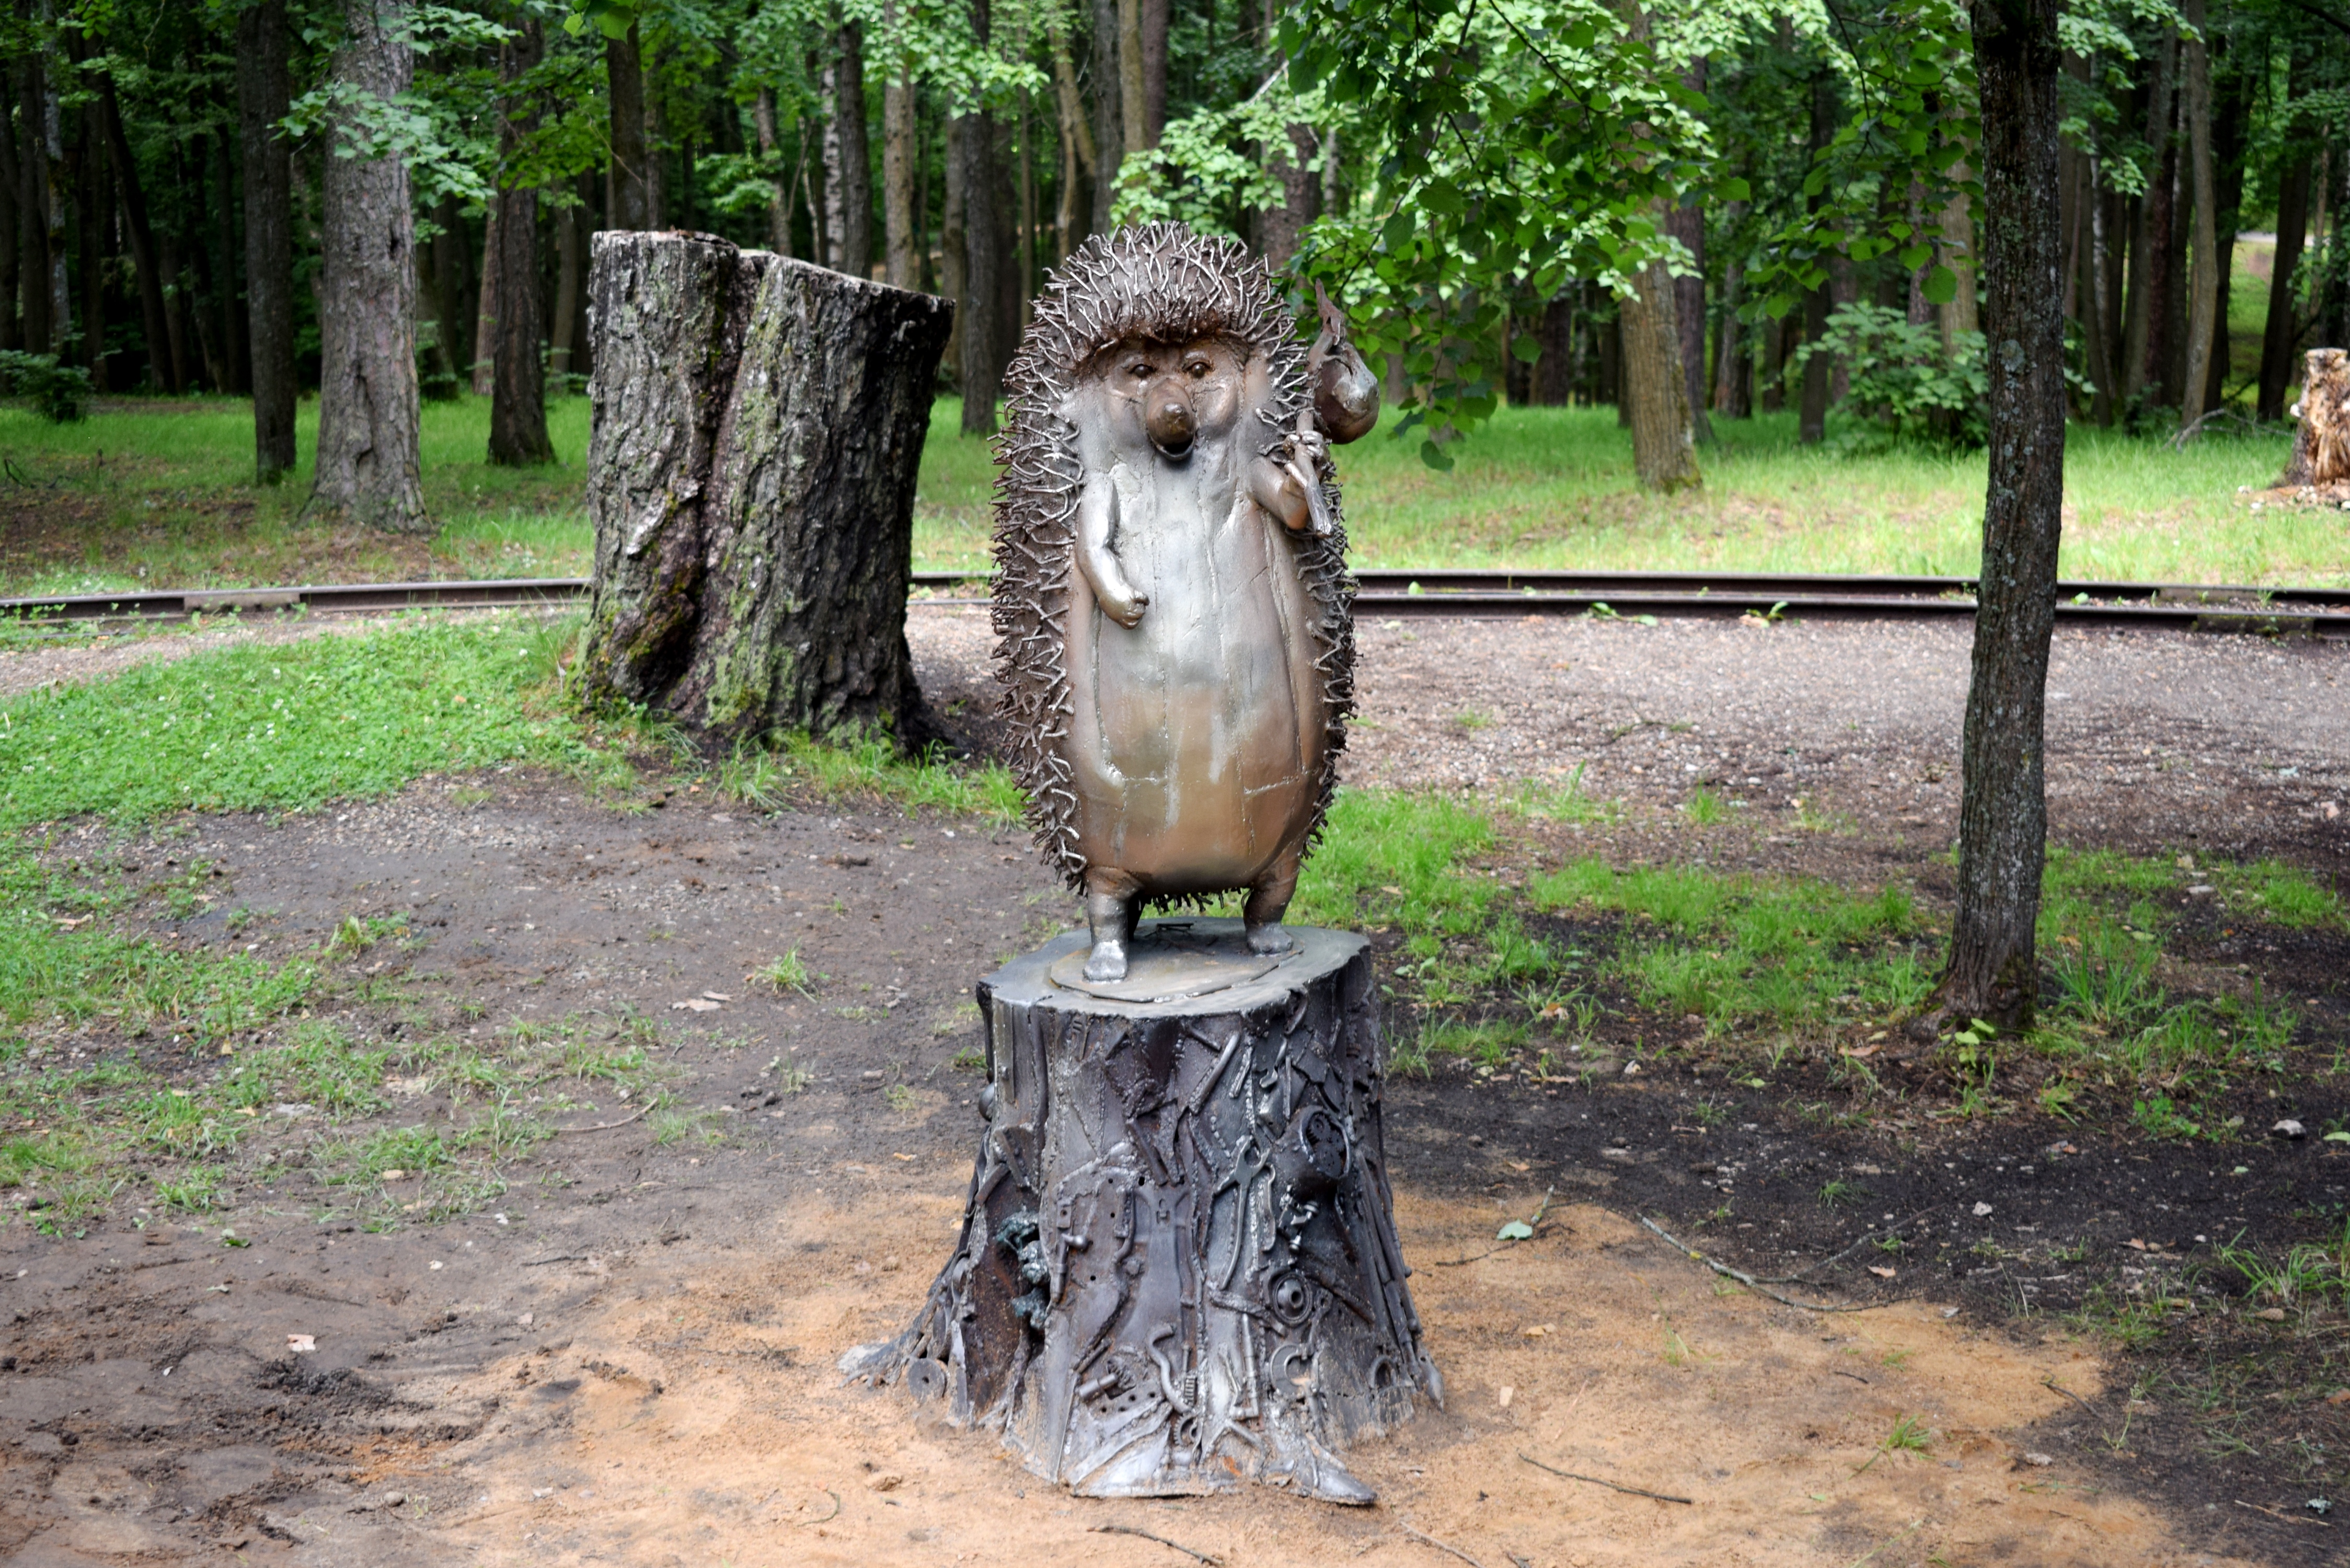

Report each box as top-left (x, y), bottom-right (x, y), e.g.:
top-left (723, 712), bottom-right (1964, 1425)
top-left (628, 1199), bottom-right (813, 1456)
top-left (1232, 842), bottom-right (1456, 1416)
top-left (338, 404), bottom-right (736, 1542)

top-left (990, 225), bottom-right (1377, 981)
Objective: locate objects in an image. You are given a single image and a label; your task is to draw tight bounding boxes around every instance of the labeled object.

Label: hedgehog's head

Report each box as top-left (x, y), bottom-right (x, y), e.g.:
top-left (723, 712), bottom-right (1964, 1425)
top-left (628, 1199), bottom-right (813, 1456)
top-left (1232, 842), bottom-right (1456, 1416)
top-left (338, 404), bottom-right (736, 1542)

top-left (1084, 334), bottom-right (1264, 463)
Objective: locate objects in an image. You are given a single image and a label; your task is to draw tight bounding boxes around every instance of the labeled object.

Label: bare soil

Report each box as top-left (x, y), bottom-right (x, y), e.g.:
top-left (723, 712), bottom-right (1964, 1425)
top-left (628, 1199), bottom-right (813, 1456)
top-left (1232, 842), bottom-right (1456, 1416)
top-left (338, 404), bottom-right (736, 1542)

top-left (3, 609), bottom-right (2347, 1566)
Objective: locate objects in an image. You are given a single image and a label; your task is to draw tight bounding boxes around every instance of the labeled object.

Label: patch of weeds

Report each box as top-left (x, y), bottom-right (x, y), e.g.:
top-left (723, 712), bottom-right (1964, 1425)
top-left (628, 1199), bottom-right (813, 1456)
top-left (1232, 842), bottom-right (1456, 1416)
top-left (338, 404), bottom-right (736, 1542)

top-left (1421, 1017), bottom-right (1527, 1066)
top-left (1683, 787), bottom-right (1727, 826)
top-left (884, 1082), bottom-right (917, 1113)
top-left (1501, 764), bottom-right (1618, 827)
top-left (1854, 1413), bottom-right (1933, 1475)
top-left (767, 1054), bottom-right (814, 1093)
top-left (2132, 1094), bottom-right (2204, 1141)
top-left (648, 1098), bottom-right (725, 1148)
top-left (1386, 1028), bottom-right (1434, 1079)
top-left (948, 1045), bottom-right (987, 1073)
top-left (1818, 1178), bottom-right (1861, 1208)
top-left (751, 949), bottom-right (815, 996)
top-left (1452, 709), bottom-right (1493, 731)
top-left (153, 1163), bottom-right (226, 1211)
top-left (719, 731), bottom-right (1024, 826)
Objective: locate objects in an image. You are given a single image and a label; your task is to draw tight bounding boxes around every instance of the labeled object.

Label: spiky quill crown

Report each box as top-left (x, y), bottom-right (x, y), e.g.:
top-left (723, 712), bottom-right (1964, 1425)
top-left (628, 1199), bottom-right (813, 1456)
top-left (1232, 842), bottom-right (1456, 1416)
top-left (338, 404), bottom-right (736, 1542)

top-left (989, 223), bottom-right (1356, 891)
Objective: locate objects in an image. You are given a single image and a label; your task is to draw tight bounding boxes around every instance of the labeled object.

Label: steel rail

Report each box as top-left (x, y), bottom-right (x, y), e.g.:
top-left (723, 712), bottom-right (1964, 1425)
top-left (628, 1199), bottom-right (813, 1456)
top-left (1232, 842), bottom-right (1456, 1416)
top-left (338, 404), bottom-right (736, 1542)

top-left (3, 570), bottom-right (2345, 638)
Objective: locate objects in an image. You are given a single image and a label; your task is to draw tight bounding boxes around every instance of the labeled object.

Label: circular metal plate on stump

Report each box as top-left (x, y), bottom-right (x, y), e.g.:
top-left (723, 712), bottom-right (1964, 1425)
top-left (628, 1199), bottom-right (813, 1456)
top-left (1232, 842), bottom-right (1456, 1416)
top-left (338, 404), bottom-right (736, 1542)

top-left (1045, 920), bottom-right (1291, 1002)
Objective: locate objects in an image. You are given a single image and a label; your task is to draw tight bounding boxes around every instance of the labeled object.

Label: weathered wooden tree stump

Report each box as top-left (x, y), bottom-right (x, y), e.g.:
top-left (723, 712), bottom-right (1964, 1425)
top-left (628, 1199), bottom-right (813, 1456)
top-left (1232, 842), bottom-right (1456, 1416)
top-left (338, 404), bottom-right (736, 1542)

top-left (847, 918), bottom-right (1441, 1504)
top-left (578, 232), bottom-right (954, 744)
top-left (2280, 348), bottom-right (2349, 489)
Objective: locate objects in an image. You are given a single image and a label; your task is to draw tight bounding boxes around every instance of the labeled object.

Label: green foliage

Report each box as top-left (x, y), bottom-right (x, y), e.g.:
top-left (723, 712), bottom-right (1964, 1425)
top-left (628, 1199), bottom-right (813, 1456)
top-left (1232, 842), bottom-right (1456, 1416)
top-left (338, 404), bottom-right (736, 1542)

top-left (0, 351), bottom-right (91, 423)
top-left (1792, 305), bottom-right (1987, 447)
top-left (718, 731), bottom-right (1025, 825)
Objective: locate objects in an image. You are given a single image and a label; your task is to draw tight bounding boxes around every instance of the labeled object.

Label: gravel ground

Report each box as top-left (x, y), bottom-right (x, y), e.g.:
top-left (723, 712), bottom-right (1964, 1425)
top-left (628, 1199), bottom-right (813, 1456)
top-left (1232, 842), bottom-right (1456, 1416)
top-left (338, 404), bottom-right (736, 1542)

top-left (911, 605), bottom-right (2350, 870)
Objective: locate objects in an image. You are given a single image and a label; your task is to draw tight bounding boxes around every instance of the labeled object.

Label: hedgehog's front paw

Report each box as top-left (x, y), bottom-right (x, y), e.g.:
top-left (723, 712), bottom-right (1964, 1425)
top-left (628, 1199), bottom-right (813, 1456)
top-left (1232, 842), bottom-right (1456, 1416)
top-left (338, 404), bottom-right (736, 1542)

top-left (1084, 938), bottom-right (1130, 982)
top-left (1245, 922), bottom-right (1295, 956)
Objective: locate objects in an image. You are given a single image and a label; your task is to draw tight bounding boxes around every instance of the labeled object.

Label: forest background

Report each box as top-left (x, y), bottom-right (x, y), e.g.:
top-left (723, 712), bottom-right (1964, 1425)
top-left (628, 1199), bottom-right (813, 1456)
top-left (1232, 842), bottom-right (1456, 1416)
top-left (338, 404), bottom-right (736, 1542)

top-left (0, 0), bottom-right (2344, 590)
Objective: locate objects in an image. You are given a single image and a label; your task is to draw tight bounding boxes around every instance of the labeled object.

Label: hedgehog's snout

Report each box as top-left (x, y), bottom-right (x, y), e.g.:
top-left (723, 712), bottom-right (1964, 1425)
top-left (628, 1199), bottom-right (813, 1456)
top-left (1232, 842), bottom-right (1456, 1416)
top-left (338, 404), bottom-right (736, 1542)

top-left (1146, 383), bottom-right (1196, 459)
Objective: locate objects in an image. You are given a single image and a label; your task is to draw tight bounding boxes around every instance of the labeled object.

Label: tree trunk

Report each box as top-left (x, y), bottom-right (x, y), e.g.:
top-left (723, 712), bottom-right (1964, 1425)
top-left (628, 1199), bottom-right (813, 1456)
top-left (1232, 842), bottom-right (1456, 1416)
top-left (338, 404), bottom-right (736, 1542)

top-left (2177, 0), bottom-right (2217, 435)
top-left (210, 119), bottom-right (247, 393)
top-left (941, 109), bottom-right (965, 380)
top-left (309, 0), bottom-right (426, 534)
top-left (1919, 0), bottom-right (2066, 1038)
top-left (97, 74), bottom-right (174, 392)
top-left (1090, 0), bottom-right (1122, 233)
top-left (1666, 194), bottom-right (1710, 443)
top-left (1260, 124), bottom-right (1319, 272)
top-left (2255, 153), bottom-right (2311, 423)
top-left (16, 50), bottom-right (55, 353)
top-left (852, 921), bottom-right (1438, 1503)
top-left (2122, 36), bottom-right (2173, 408)
top-left (883, 14), bottom-right (919, 290)
top-left (1799, 72), bottom-right (1835, 443)
top-left (471, 200), bottom-right (501, 396)
top-left (0, 83), bottom-right (18, 352)
top-left (237, 0), bottom-right (296, 476)
top-left (1619, 238), bottom-right (1700, 492)
top-left (955, 0), bottom-right (1002, 436)
top-left (1534, 293), bottom-right (1574, 405)
top-left (1117, 0), bottom-right (1146, 162)
top-left (2278, 347), bottom-right (2347, 487)
top-left (2202, 62), bottom-right (2250, 414)
top-left (429, 195), bottom-right (471, 384)
top-left (550, 181), bottom-right (583, 380)
top-left (606, 24), bottom-right (650, 231)
top-left (74, 92), bottom-right (108, 386)
top-left (641, 39), bottom-right (668, 230)
top-left (752, 89), bottom-right (795, 258)
top-left (2078, 174), bottom-right (2115, 425)
top-left (578, 231), bottom-right (953, 745)
top-left (834, 21), bottom-right (872, 279)
top-left (1046, 19), bottom-right (1096, 261)
top-left (488, 16), bottom-right (551, 466)
top-left (1140, 0), bottom-right (1168, 147)
top-left (1713, 253), bottom-right (1749, 417)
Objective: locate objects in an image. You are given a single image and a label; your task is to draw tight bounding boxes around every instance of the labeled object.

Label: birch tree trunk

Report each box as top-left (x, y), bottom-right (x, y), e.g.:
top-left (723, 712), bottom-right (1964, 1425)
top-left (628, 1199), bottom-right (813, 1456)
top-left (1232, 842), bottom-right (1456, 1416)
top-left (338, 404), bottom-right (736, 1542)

top-left (237, 0), bottom-right (296, 477)
top-left (1046, 20), bottom-right (1096, 261)
top-left (1916, 0), bottom-right (2066, 1038)
top-left (753, 89), bottom-right (795, 258)
top-left (2178, 0), bottom-right (2218, 436)
top-left (579, 233), bottom-right (954, 745)
top-left (309, 0), bottom-right (425, 534)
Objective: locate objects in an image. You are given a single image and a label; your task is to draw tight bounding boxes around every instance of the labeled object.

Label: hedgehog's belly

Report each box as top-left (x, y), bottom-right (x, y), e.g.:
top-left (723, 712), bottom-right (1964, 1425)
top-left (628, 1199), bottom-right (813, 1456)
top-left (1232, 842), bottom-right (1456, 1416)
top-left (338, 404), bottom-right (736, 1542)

top-left (1065, 491), bottom-right (1324, 893)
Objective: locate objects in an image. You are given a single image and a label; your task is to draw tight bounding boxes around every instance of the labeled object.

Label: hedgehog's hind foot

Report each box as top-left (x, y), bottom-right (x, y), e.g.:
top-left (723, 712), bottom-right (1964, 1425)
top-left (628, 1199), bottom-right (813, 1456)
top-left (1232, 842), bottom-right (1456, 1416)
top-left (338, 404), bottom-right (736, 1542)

top-left (1082, 873), bottom-right (1140, 982)
top-left (1243, 857), bottom-right (1301, 956)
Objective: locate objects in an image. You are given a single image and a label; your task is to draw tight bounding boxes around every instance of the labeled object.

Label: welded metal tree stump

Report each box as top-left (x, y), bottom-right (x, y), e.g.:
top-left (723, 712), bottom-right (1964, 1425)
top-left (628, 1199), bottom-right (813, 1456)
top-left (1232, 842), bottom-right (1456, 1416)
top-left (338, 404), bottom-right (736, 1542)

top-left (847, 918), bottom-right (1439, 1504)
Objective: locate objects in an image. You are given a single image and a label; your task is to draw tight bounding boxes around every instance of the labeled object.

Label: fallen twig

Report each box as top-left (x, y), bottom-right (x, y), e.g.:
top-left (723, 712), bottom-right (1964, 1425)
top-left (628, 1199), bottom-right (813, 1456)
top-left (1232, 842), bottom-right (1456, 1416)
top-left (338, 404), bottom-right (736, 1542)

top-left (521, 1253), bottom-right (587, 1267)
top-left (792, 1487), bottom-right (840, 1526)
top-left (2234, 1499), bottom-right (2330, 1527)
top-left (2042, 1378), bottom-right (2096, 1416)
top-left (1636, 1216), bottom-right (1879, 1312)
top-left (1426, 1224), bottom-right (1557, 1267)
top-left (1090, 1523), bottom-right (1226, 1563)
top-left (552, 1101), bottom-right (655, 1134)
top-left (1396, 1520), bottom-right (1488, 1567)
top-left (1517, 1451), bottom-right (1694, 1505)
top-left (1761, 1213), bottom-right (1931, 1285)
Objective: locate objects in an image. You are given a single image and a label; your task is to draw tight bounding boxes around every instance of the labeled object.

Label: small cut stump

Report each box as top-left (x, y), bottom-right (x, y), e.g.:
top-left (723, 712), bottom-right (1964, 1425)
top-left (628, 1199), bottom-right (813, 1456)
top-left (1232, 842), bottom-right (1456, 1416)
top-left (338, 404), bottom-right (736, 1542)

top-left (847, 918), bottom-right (1439, 1503)
top-left (2282, 347), bottom-right (2350, 490)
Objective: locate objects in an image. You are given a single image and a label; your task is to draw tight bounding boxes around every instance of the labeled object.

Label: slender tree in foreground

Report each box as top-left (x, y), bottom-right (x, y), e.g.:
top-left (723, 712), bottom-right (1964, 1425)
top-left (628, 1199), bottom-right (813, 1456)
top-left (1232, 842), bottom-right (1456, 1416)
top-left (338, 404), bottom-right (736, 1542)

top-left (309, 0), bottom-right (426, 532)
top-left (1917, 0), bottom-right (2067, 1036)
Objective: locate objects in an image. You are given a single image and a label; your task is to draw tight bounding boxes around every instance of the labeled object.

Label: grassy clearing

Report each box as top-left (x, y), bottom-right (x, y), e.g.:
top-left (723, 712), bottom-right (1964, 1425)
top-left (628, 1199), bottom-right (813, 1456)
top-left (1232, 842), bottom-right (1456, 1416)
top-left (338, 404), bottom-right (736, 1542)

top-left (717, 728), bottom-right (1024, 825)
top-left (3, 389), bottom-right (2328, 596)
top-left (1280, 788), bottom-right (2337, 1124)
top-left (914, 399), bottom-right (2325, 586)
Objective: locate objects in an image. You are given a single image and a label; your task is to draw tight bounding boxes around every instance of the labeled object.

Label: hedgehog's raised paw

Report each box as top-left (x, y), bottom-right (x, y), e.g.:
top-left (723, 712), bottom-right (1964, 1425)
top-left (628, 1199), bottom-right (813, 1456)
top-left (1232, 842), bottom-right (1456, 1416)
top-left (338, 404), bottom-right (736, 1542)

top-left (1245, 922), bottom-right (1295, 956)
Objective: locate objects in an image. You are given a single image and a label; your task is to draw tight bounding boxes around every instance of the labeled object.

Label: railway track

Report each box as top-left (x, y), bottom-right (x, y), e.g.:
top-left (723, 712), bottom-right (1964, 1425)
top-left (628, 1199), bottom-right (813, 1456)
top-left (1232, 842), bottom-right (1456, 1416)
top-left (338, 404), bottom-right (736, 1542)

top-left (3, 569), bottom-right (2346, 638)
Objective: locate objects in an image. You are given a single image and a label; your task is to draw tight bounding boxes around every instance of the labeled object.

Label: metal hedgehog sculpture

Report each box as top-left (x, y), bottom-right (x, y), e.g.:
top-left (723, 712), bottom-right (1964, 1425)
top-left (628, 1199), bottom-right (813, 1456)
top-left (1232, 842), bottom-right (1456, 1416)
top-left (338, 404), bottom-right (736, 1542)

top-left (992, 223), bottom-right (1376, 981)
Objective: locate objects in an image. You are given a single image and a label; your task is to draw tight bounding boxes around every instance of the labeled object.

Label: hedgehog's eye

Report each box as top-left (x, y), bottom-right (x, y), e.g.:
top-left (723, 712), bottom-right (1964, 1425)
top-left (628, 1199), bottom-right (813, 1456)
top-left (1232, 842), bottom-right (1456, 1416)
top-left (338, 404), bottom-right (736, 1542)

top-left (1185, 356), bottom-right (1216, 379)
top-left (1127, 360), bottom-right (1154, 380)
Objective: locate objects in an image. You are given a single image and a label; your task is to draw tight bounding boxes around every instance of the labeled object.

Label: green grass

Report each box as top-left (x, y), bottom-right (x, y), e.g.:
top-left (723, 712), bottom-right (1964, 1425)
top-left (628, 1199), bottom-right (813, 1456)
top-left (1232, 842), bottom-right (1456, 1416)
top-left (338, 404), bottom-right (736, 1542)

top-left (913, 398), bottom-right (2326, 587)
top-left (4, 384), bottom-right (2329, 596)
top-left (718, 729), bottom-right (1025, 825)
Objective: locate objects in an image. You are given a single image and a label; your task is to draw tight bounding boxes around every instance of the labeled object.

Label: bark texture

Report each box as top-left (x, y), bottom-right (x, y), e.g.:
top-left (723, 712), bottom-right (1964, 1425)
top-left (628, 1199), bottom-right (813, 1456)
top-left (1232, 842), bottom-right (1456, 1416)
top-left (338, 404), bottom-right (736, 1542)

top-left (883, 27), bottom-right (918, 290)
top-left (309, 0), bottom-right (426, 534)
top-left (236, 0), bottom-right (296, 467)
top-left (2178, 0), bottom-right (2217, 435)
top-left (1618, 245), bottom-right (1700, 492)
top-left (2255, 152), bottom-right (2311, 423)
top-left (606, 25), bottom-right (650, 232)
top-left (1925, 0), bottom-right (2067, 1036)
top-left (853, 923), bottom-right (1438, 1503)
top-left (831, 22), bottom-right (872, 279)
top-left (488, 17), bottom-right (551, 466)
top-left (579, 232), bottom-right (954, 745)
top-left (2279, 348), bottom-right (2349, 488)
